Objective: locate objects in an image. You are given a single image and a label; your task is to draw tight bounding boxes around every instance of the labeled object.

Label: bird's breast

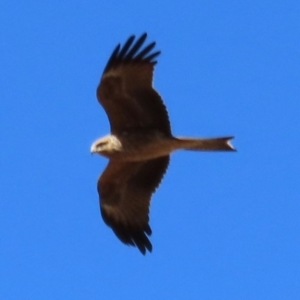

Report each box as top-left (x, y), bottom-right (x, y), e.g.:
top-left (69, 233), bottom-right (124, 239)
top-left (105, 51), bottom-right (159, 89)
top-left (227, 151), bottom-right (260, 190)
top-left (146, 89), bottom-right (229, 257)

top-left (110, 132), bottom-right (176, 161)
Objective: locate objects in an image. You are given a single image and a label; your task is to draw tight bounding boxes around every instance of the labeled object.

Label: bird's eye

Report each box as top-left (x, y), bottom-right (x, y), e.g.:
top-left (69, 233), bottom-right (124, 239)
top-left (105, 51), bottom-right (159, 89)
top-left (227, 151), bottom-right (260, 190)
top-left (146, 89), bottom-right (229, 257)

top-left (98, 142), bottom-right (106, 148)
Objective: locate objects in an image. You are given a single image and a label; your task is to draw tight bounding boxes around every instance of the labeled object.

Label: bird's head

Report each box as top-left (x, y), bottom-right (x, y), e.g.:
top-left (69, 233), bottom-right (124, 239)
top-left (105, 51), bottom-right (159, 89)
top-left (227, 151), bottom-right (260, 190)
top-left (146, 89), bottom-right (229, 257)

top-left (90, 135), bottom-right (122, 157)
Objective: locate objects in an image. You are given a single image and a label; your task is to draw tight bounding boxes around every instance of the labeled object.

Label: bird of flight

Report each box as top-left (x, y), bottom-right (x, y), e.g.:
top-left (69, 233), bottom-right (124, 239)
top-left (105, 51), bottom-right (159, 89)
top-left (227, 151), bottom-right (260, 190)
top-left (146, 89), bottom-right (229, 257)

top-left (91, 33), bottom-right (235, 254)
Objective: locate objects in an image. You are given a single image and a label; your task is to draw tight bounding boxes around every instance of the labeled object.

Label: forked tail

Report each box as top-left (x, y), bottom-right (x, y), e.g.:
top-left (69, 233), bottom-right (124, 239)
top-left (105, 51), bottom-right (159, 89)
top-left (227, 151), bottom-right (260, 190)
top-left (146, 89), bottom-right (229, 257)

top-left (175, 136), bottom-right (236, 151)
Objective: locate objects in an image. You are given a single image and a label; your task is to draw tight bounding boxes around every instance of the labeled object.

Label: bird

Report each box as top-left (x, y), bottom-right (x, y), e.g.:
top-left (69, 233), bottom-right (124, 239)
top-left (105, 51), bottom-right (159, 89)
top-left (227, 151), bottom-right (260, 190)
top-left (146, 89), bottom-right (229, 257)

top-left (91, 33), bottom-right (235, 254)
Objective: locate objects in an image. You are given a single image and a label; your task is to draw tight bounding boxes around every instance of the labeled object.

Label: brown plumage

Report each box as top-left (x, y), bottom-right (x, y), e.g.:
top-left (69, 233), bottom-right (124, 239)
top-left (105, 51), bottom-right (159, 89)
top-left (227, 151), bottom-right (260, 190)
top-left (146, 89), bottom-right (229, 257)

top-left (91, 33), bottom-right (235, 254)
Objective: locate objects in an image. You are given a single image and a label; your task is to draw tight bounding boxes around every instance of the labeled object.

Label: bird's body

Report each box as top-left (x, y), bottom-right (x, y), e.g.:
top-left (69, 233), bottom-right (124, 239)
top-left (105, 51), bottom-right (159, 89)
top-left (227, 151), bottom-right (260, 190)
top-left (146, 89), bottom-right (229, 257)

top-left (91, 33), bottom-right (235, 254)
top-left (91, 132), bottom-right (234, 161)
top-left (91, 131), bottom-right (172, 161)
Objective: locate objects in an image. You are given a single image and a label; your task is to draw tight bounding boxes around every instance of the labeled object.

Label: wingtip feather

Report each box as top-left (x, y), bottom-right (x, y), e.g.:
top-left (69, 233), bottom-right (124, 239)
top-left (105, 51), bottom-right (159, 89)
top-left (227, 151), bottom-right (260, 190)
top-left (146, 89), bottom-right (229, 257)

top-left (102, 33), bottom-right (160, 74)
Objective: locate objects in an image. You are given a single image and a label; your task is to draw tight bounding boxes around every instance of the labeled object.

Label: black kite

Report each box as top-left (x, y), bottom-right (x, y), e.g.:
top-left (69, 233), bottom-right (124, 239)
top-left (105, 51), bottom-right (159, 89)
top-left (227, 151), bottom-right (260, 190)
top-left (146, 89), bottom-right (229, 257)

top-left (91, 33), bottom-right (235, 254)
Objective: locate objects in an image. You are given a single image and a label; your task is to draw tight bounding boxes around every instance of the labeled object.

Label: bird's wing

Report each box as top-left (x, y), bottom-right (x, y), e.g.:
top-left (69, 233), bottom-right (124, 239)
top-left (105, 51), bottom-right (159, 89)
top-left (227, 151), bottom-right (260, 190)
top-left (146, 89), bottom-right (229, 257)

top-left (98, 155), bottom-right (170, 254)
top-left (96, 33), bottom-right (171, 136)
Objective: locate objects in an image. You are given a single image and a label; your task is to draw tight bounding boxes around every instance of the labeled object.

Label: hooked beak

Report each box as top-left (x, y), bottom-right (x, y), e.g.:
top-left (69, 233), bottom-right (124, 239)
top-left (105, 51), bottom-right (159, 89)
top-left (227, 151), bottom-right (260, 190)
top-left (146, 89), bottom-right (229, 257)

top-left (90, 141), bottom-right (97, 154)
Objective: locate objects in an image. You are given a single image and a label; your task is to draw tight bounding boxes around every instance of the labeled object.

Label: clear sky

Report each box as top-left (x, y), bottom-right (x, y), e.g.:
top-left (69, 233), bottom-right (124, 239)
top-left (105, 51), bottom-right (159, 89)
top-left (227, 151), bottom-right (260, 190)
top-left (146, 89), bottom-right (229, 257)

top-left (1, 1), bottom-right (299, 299)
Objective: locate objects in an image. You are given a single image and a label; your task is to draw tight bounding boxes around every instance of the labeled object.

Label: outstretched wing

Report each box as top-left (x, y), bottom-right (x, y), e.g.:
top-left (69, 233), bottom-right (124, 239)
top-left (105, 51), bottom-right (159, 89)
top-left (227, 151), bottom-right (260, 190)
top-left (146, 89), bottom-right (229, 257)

top-left (98, 156), bottom-right (170, 254)
top-left (96, 33), bottom-right (171, 136)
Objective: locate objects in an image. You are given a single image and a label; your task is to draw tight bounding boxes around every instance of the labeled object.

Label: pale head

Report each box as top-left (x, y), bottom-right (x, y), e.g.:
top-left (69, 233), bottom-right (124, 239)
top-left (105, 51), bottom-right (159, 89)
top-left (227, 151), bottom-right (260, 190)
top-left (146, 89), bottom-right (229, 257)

top-left (90, 135), bottom-right (122, 157)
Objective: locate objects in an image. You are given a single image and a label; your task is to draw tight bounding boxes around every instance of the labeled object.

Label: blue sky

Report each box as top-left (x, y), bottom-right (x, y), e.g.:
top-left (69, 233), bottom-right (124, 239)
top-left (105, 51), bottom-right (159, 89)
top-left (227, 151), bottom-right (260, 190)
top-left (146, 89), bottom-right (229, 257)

top-left (1, 1), bottom-right (299, 299)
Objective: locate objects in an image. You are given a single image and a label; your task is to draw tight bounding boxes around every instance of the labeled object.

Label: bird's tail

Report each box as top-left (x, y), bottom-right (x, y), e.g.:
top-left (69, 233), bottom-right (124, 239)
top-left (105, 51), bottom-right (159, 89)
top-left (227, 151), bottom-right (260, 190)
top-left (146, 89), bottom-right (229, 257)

top-left (174, 136), bottom-right (236, 151)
